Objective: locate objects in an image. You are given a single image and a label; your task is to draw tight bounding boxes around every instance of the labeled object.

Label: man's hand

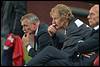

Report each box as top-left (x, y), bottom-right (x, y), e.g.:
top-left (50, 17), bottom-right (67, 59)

top-left (22, 33), bottom-right (30, 47)
top-left (48, 24), bottom-right (57, 36)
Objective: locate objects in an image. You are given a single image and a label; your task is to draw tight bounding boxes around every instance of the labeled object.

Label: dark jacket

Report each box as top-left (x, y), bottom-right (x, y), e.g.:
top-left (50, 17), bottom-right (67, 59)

top-left (28, 23), bottom-right (54, 57)
top-left (76, 29), bottom-right (99, 53)
top-left (62, 18), bottom-right (92, 55)
top-left (25, 18), bottom-right (96, 66)
top-left (69, 28), bottom-right (99, 66)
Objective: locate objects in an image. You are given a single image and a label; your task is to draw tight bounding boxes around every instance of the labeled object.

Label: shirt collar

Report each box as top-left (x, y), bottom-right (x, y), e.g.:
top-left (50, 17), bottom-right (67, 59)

top-left (35, 25), bottom-right (39, 36)
top-left (93, 25), bottom-right (99, 30)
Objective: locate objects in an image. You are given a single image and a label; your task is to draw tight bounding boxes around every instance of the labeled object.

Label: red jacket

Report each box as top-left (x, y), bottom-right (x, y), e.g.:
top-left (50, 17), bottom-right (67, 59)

top-left (4, 33), bottom-right (24, 66)
top-left (13, 35), bottom-right (24, 66)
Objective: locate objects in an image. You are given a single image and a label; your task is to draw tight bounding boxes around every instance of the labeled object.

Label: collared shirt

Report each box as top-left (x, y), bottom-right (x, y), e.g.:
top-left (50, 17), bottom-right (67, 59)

top-left (93, 25), bottom-right (99, 30)
top-left (27, 24), bottom-right (39, 52)
top-left (34, 25), bottom-right (39, 51)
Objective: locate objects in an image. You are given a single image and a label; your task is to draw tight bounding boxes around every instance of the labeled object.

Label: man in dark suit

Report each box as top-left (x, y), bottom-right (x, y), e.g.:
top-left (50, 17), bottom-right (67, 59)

top-left (25, 4), bottom-right (94, 66)
top-left (21, 13), bottom-right (66, 58)
top-left (1, 13), bottom-right (52, 66)
top-left (72, 4), bottom-right (99, 66)
top-left (1, 12), bottom-right (65, 66)
top-left (21, 13), bottom-right (54, 57)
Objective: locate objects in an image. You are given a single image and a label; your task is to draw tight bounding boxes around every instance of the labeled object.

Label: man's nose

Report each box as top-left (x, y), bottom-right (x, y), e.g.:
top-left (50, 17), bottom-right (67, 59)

top-left (87, 15), bottom-right (90, 19)
top-left (23, 27), bottom-right (26, 32)
top-left (52, 20), bottom-right (56, 24)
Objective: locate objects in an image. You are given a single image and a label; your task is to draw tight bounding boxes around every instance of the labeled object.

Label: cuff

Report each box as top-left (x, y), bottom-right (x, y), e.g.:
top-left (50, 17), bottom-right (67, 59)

top-left (27, 45), bottom-right (32, 52)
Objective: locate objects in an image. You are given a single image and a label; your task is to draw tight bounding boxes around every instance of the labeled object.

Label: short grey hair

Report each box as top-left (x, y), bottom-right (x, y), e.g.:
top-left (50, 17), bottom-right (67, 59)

top-left (20, 13), bottom-right (40, 23)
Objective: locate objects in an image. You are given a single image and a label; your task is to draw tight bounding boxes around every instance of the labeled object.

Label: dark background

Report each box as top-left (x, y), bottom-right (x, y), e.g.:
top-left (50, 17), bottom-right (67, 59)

top-left (27, 1), bottom-right (97, 25)
top-left (1, 1), bottom-right (98, 37)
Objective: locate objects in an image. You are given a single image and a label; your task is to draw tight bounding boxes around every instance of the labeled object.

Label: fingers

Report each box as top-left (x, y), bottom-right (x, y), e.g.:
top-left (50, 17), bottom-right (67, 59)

top-left (48, 24), bottom-right (57, 36)
top-left (22, 33), bottom-right (30, 47)
top-left (26, 33), bottom-right (30, 38)
top-left (23, 33), bottom-right (30, 39)
top-left (48, 25), bottom-right (56, 32)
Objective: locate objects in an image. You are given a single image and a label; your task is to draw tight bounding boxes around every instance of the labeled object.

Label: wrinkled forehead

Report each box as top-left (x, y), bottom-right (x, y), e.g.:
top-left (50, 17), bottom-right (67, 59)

top-left (90, 5), bottom-right (99, 13)
top-left (51, 10), bottom-right (60, 18)
top-left (21, 19), bottom-right (31, 25)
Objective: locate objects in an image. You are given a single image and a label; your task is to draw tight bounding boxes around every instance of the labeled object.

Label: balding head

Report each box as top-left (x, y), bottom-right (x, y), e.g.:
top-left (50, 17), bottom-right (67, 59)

top-left (91, 5), bottom-right (99, 14)
top-left (87, 4), bottom-right (99, 28)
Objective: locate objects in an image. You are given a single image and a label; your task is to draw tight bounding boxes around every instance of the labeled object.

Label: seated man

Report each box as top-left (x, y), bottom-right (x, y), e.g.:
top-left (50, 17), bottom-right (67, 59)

top-left (21, 13), bottom-right (52, 57)
top-left (73, 4), bottom-right (99, 66)
top-left (2, 13), bottom-right (65, 66)
top-left (21, 13), bottom-right (65, 58)
top-left (25, 4), bottom-right (94, 66)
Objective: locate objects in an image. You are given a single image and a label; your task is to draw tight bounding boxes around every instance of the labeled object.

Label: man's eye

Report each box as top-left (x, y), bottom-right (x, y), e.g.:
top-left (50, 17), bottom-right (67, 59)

top-left (90, 13), bottom-right (95, 16)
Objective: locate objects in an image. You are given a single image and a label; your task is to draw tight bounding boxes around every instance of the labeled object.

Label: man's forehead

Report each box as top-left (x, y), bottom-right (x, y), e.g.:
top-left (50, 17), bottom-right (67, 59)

top-left (21, 19), bottom-right (30, 24)
top-left (93, 5), bottom-right (99, 9)
top-left (51, 13), bottom-right (60, 18)
top-left (91, 5), bottom-right (99, 12)
top-left (89, 6), bottom-right (99, 14)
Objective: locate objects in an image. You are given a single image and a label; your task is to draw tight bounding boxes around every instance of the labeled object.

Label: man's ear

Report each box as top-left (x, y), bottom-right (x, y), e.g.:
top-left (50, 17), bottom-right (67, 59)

top-left (31, 23), bottom-right (36, 29)
top-left (61, 13), bottom-right (68, 21)
top-left (65, 13), bottom-right (71, 20)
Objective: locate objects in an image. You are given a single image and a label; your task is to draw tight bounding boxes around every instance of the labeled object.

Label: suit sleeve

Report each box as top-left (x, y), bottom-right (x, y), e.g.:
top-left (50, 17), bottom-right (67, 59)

top-left (28, 48), bottom-right (37, 57)
top-left (76, 32), bottom-right (99, 52)
top-left (28, 32), bottom-right (54, 57)
top-left (37, 32), bottom-right (54, 52)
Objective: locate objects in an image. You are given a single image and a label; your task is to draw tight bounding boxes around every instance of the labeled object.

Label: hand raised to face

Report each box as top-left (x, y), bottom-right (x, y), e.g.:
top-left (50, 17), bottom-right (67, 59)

top-left (22, 33), bottom-right (30, 47)
top-left (48, 24), bottom-right (57, 36)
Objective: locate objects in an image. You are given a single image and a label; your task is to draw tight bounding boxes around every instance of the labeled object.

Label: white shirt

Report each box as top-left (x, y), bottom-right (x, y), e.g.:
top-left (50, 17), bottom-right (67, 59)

top-left (27, 25), bottom-right (39, 52)
top-left (93, 25), bottom-right (99, 30)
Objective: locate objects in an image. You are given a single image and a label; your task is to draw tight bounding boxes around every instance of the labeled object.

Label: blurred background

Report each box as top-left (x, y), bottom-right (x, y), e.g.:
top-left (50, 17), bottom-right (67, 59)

top-left (27, 1), bottom-right (99, 25)
top-left (1, 1), bottom-right (99, 64)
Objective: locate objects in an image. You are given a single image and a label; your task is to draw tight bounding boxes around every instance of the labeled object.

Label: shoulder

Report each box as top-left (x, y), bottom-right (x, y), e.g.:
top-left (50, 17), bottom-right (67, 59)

top-left (39, 23), bottom-right (48, 29)
top-left (73, 19), bottom-right (92, 31)
top-left (37, 23), bottom-right (48, 35)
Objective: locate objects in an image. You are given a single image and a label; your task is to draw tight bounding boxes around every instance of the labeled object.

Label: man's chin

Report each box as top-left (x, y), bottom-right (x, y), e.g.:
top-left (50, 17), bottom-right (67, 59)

top-left (89, 24), bottom-right (94, 28)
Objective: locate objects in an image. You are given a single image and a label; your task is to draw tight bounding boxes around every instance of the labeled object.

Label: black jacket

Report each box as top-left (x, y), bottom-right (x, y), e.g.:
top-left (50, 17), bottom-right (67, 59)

top-left (77, 29), bottom-right (99, 53)
top-left (28, 24), bottom-right (66, 57)
top-left (28, 24), bottom-right (54, 57)
top-left (62, 18), bottom-right (92, 55)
